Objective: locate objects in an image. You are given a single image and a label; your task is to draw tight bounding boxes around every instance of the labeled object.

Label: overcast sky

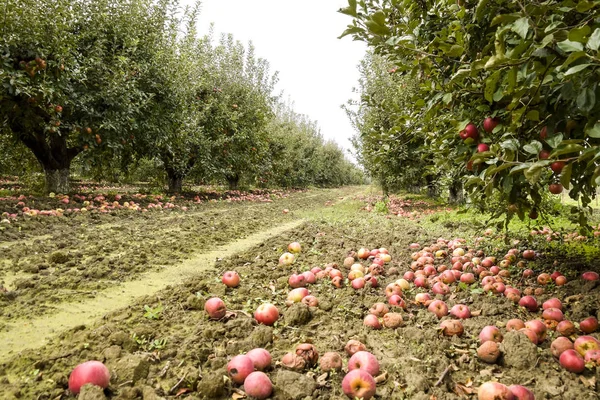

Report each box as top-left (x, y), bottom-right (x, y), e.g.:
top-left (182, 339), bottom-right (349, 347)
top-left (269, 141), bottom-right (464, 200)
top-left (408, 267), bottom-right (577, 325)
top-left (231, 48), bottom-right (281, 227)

top-left (188, 0), bottom-right (367, 160)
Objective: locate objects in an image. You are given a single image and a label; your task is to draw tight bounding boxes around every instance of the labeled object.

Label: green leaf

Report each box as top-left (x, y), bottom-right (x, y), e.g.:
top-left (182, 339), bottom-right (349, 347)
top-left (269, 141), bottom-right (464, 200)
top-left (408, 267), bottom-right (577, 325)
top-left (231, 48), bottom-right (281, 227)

top-left (561, 163), bottom-right (572, 190)
top-left (551, 144), bottom-right (585, 157)
top-left (447, 45), bottom-right (465, 57)
top-left (565, 63), bottom-right (592, 76)
top-left (557, 40), bottom-right (584, 53)
top-left (484, 71), bottom-right (501, 103)
top-left (365, 20), bottom-right (391, 36)
top-left (442, 93), bottom-right (452, 104)
top-left (525, 110), bottom-right (539, 121)
top-left (524, 162), bottom-right (547, 184)
top-left (511, 18), bottom-right (530, 39)
top-left (475, 0), bottom-right (491, 22)
top-left (338, 0), bottom-right (357, 17)
top-left (568, 25), bottom-right (592, 43)
top-left (546, 133), bottom-right (563, 149)
top-left (491, 14), bottom-right (521, 27)
top-left (510, 163), bottom-right (532, 174)
top-left (587, 28), bottom-right (600, 50)
top-left (501, 139), bottom-right (519, 152)
top-left (586, 122), bottom-right (600, 138)
top-left (523, 140), bottom-right (542, 154)
top-left (372, 11), bottom-right (386, 26)
top-left (576, 0), bottom-right (599, 12)
top-left (577, 87), bottom-right (596, 112)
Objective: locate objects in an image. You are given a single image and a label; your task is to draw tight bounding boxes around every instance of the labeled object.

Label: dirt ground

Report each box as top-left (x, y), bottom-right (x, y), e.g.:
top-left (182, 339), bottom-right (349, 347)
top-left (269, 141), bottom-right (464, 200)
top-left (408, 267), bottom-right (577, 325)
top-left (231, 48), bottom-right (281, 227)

top-left (0, 188), bottom-right (599, 399)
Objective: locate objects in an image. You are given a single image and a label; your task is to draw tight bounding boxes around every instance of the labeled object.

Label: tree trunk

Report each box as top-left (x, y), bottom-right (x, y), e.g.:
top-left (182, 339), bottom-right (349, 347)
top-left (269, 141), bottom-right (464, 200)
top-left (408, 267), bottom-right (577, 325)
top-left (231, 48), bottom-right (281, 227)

top-left (448, 179), bottom-right (464, 205)
top-left (226, 174), bottom-right (240, 191)
top-left (165, 168), bottom-right (184, 193)
top-left (426, 175), bottom-right (438, 198)
top-left (44, 168), bottom-right (71, 194)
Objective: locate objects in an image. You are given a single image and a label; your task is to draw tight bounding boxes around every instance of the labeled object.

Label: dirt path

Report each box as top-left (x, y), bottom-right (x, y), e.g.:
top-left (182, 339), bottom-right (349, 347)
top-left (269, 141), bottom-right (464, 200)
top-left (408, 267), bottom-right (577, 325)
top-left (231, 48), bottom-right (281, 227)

top-left (0, 220), bottom-right (305, 361)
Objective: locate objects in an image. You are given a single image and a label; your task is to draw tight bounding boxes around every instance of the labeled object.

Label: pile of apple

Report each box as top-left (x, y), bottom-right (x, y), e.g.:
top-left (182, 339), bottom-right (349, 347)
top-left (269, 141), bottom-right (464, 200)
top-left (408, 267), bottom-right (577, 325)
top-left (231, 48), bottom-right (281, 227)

top-left (226, 349), bottom-right (273, 399)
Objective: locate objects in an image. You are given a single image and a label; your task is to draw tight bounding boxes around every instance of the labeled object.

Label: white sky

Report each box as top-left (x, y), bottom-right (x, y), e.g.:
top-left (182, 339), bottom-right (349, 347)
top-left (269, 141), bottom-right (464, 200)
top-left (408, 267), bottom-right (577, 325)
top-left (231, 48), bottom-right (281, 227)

top-left (188, 0), bottom-right (367, 160)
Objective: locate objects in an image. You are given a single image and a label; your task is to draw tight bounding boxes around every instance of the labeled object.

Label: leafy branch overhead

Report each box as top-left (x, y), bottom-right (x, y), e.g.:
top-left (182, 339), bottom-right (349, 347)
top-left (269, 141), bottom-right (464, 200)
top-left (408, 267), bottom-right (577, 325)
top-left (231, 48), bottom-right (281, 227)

top-left (340, 0), bottom-right (600, 230)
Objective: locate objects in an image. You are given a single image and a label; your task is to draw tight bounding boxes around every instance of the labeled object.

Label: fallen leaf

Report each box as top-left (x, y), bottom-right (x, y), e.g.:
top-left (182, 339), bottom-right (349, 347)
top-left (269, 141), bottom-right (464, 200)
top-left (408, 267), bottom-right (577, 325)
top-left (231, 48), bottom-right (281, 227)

top-left (471, 310), bottom-right (482, 317)
top-left (175, 388), bottom-right (192, 397)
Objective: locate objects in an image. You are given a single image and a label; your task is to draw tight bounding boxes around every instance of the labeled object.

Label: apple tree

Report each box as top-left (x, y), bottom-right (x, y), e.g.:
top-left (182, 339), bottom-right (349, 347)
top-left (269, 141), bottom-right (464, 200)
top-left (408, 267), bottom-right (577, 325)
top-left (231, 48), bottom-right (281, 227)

top-left (340, 0), bottom-right (600, 228)
top-left (0, 0), bottom-right (174, 193)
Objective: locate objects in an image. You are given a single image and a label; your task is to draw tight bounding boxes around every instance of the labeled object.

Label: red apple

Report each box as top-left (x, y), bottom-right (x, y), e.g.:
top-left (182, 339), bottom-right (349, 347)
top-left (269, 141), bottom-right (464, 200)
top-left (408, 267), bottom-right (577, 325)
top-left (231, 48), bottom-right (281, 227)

top-left (556, 320), bottom-right (576, 336)
top-left (477, 341), bottom-right (500, 363)
top-left (537, 273), bottom-right (551, 285)
top-left (227, 354), bottom-right (254, 384)
top-left (518, 328), bottom-right (538, 345)
top-left (559, 349), bottom-right (585, 373)
top-left (519, 296), bottom-right (538, 312)
top-left (205, 297), bottom-right (226, 320)
top-left (539, 149), bottom-right (550, 159)
top-left (369, 303), bottom-right (389, 318)
top-left (580, 316), bottom-right (598, 333)
top-left (477, 143), bottom-right (490, 153)
top-left (415, 292), bottom-right (431, 305)
top-left (460, 273), bottom-right (475, 284)
top-left (551, 337), bottom-right (573, 358)
top-left (403, 271), bottom-right (415, 281)
top-left (68, 361), bottom-right (110, 394)
top-left (254, 303), bottom-right (279, 326)
top-left (357, 248), bottom-right (370, 259)
top-left (319, 352), bottom-right (343, 372)
top-left (409, 243), bottom-right (421, 250)
top-left (522, 250), bottom-right (535, 260)
top-left (555, 275), bottom-right (567, 286)
top-left (540, 126), bottom-right (547, 139)
top-left (288, 242), bottom-right (301, 253)
top-left (341, 369), bottom-right (376, 400)
top-left (549, 183), bottom-right (563, 194)
top-left (483, 117), bottom-right (499, 133)
top-left (506, 319), bottom-right (525, 331)
top-left (222, 271), bottom-right (240, 288)
top-left (584, 349), bottom-right (600, 365)
top-left (345, 340), bottom-right (367, 356)
top-left (450, 304), bottom-right (471, 319)
top-left (287, 288), bottom-right (309, 304)
top-left (525, 320), bottom-right (547, 342)
top-left (414, 276), bottom-right (428, 288)
top-left (246, 348), bottom-right (272, 371)
top-left (440, 319), bottom-right (464, 336)
top-left (363, 314), bottom-right (382, 329)
top-left (478, 381), bottom-right (514, 400)
top-left (388, 294), bottom-right (406, 309)
top-left (582, 271), bottom-right (599, 281)
top-left (302, 295), bottom-right (319, 307)
top-left (279, 252), bottom-right (295, 266)
top-left (428, 300), bottom-right (449, 318)
top-left (288, 273), bottom-right (307, 288)
top-left (542, 308), bottom-right (564, 322)
top-left (351, 277), bottom-right (365, 289)
top-left (243, 371), bottom-right (272, 399)
top-left (302, 271), bottom-right (316, 284)
top-left (574, 336), bottom-right (600, 356)
top-left (542, 298), bottom-right (562, 311)
top-left (348, 351), bottom-right (380, 376)
top-left (479, 326), bottom-right (503, 344)
top-left (508, 385), bottom-right (534, 400)
top-left (432, 282), bottom-right (450, 295)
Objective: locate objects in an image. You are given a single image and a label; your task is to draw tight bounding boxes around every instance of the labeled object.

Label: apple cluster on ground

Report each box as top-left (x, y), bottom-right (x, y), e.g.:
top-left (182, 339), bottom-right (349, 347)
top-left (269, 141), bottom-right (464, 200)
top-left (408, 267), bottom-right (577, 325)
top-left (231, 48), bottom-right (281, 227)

top-left (0, 198), bottom-right (599, 399)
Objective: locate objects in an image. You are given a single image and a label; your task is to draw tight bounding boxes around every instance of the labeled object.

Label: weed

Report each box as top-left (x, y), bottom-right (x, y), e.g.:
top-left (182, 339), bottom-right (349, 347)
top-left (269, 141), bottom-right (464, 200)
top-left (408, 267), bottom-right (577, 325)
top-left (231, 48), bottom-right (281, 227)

top-left (143, 303), bottom-right (164, 320)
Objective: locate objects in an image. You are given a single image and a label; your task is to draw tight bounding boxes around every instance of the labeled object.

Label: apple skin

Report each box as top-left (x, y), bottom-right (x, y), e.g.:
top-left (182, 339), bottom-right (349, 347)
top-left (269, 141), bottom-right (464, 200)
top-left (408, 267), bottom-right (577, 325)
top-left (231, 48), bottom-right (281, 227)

top-left (432, 282), bottom-right (450, 295)
top-left (369, 302), bottom-right (389, 318)
top-left (288, 273), bottom-right (307, 288)
top-left (302, 271), bottom-right (316, 284)
top-left (542, 298), bottom-right (562, 311)
top-left (288, 242), bottom-right (302, 253)
top-left (351, 277), bottom-right (365, 289)
top-left (555, 275), bottom-right (567, 286)
top-left (279, 252), bottom-right (295, 266)
top-left (450, 304), bottom-right (471, 319)
top-left (414, 276), bottom-right (428, 288)
top-left (68, 361), bottom-right (111, 394)
top-left (246, 348), bottom-right (272, 371)
top-left (477, 143), bottom-right (490, 153)
top-left (428, 300), bottom-right (449, 319)
top-left (388, 294), bottom-right (406, 309)
top-left (549, 183), bottom-right (563, 194)
top-left (483, 117), bottom-right (499, 133)
top-left (580, 316), bottom-right (598, 333)
top-left (205, 297), bottom-right (226, 320)
top-left (383, 312), bottom-right (403, 328)
top-left (287, 288), bottom-right (310, 304)
top-left (551, 337), bottom-right (574, 358)
top-left (385, 283), bottom-right (403, 298)
top-left (363, 314), bottom-right (382, 329)
top-left (345, 340), bottom-right (367, 356)
top-left (522, 249), bottom-right (535, 260)
top-left (525, 320), bottom-right (547, 342)
top-left (348, 351), bottom-right (380, 376)
top-left (478, 381), bottom-right (515, 400)
top-left (222, 271), bottom-right (240, 288)
top-left (479, 326), bottom-right (503, 344)
top-left (227, 355), bottom-right (254, 384)
top-left (254, 303), bottom-right (279, 326)
top-left (573, 335), bottom-right (600, 357)
top-left (460, 273), bottom-right (475, 284)
top-left (477, 341), bottom-right (500, 363)
top-left (440, 319), bottom-right (464, 336)
top-left (559, 349), bottom-right (585, 373)
top-left (243, 371), bottom-right (272, 399)
top-left (319, 352), bottom-right (343, 372)
top-left (341, 369), bottom-right (377, 400)
top-left (542, 308), bottom-right (564, 322)
top-left (506, 319), bottom-right (525, 331)
top-left (518, 328), bottom-right (539, 345)
top-left (357, 248), bottom-right (370, 259)
top-left (518, 296), bottom-right (538, 312)
top-left (584, 349), bottom-right (600, 365)
top-left (582, 271), bottom-right (599, 281)
top-left (415, 292), bottom-right (431, 306)
top-left (302, 295), bottom-right (319, 307)
top-left (508, 385), bottom-right (535, 400)
top-left (556, 320), bottom-right (576, 336)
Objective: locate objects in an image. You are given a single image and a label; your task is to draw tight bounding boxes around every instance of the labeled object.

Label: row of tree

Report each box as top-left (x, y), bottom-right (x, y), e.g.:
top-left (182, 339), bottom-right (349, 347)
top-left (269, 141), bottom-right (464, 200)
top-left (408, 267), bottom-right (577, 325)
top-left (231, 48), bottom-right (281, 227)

top-left (0, 0), bottom-right (362, 193)
top-left (341, 0), bottom-right (600, 228)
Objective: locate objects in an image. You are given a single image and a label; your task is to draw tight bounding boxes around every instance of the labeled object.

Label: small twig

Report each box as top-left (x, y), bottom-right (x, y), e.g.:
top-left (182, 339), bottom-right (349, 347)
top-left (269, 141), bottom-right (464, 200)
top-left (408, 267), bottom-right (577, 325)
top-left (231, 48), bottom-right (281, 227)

top-left (158, 361), bottom-right (171, 378)
top-left (169, 372), bottom-right (188, 394)
top-left (435, 364), bottom-right (453, 387)
top-left (119, 380), bottom-right (133, 388)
